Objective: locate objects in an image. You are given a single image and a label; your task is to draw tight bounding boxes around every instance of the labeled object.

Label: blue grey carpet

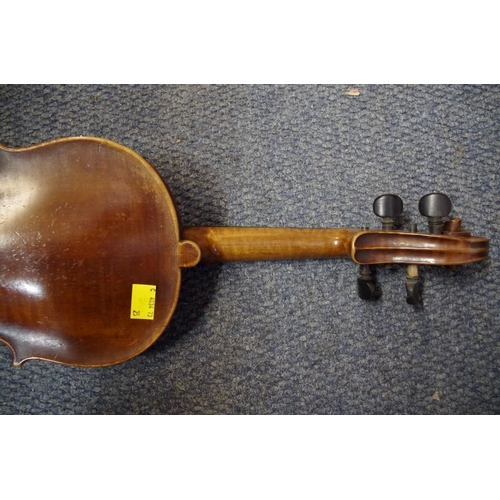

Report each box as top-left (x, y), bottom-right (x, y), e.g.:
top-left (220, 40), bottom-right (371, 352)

top-left (0, 84), bottom-right (498, 414)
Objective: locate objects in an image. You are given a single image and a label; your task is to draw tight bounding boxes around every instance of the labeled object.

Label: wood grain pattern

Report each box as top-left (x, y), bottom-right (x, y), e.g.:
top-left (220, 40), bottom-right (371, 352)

top-left (181, 227), bottom-right (489, 266)
top-left (0, 138), bottom-right (184, 366)
top-left (352, 231), bottom-right (489, 265)
top-left (181, 227), bottom-right (361, 263)
top-left (0, 137), bottom-right (490, 367)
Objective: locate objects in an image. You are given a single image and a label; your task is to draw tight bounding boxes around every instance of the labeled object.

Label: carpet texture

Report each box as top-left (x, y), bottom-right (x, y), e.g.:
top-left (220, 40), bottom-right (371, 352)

top-left (0, 84), bottom-right (498, 414)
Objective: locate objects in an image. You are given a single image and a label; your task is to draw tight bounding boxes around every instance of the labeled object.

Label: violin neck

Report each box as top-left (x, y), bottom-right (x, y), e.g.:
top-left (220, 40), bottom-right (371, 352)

top-left (181, 227), bottom-right (360, 263)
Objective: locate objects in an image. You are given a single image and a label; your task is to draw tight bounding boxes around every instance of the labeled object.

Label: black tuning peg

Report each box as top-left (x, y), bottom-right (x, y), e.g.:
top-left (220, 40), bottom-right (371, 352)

top-left (357, 265), bottom-right (382, 301)
top-left (373, 194), bottom-right (403, 230)
top-left (359, 194), bottom-right (402, 301)
top-left (419, 193), bottom-right (452, 234)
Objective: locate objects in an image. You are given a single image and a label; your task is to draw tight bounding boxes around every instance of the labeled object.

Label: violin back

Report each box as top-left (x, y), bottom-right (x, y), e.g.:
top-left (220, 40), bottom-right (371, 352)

top-left (0, 137), bottom-right (198, 366)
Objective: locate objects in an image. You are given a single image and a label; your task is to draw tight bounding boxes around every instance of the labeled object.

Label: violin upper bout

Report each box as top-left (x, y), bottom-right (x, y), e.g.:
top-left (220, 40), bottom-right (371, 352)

top-left (352, 230), bottom-right (489, 266)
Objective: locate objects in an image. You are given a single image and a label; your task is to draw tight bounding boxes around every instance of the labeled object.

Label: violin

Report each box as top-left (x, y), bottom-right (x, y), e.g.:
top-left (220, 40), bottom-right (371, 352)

top-left (0, 137), bottom-right (489, 367)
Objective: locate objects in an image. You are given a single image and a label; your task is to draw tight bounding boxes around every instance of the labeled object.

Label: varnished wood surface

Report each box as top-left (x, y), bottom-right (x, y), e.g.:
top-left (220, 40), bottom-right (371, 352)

top-left (0, 137), bottom-right (491, 367)
top-left (352, 231), bottom-right (489, 265)
top-left (181, 227), bottom-right (361, 263)
top-left (182, 226), bottom-right (489, 266)
top-left (0, 137), bottom-right (187, 367)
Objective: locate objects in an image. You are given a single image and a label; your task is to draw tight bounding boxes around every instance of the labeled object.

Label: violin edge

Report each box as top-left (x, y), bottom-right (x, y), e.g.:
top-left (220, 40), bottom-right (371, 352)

top-left (0, 136), bottom-right (131, 153)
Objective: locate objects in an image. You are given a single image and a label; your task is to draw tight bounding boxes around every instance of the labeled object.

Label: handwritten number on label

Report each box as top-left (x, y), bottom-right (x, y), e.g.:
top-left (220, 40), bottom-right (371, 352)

top-left (130, 284), bottom-right (157, 320)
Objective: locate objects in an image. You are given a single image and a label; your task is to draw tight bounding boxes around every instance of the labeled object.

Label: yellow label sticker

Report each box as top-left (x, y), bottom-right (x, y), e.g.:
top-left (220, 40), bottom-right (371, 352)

top-left (130, 284), bottom-right (156, 320)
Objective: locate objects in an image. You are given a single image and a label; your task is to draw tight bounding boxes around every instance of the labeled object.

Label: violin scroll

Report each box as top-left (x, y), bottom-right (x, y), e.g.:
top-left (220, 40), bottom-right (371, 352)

top-left (352, 230), bottom-right (488, 266)
top-left (356, 193), bottom-right (489, 306)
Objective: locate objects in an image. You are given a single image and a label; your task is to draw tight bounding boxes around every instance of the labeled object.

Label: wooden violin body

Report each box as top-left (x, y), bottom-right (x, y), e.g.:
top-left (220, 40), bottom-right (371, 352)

top-left (0, 138), bottom-right (200, 367)
top-left (0, 138), bottom-right (490, 367)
